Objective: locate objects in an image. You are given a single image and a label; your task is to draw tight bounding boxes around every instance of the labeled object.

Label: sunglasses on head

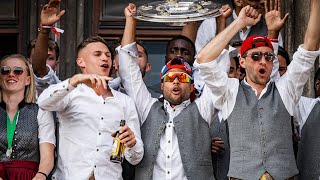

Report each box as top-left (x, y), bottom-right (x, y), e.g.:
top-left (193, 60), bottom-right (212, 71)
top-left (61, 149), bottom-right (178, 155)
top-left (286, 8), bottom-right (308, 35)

top-left (244, 51), bottom-right (275, 62)
top-left (162, 72), bottom-right (192, 83)
top-left (0, 66), bottom-right (25, 76)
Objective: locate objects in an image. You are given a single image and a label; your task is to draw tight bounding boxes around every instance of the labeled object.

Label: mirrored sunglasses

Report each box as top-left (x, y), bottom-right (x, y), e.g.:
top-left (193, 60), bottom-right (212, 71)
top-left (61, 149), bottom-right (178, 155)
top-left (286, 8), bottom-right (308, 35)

top-left (162, 72), bottom-right (192, 83)
top-left (0, 66), bottom-right (24, 76)
top-left (244, 51), bottom-right (275, 62)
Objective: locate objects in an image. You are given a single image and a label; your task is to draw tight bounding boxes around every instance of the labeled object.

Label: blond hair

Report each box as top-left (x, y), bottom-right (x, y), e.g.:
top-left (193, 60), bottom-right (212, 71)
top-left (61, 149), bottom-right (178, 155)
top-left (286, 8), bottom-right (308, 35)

top-left (0, 54), bottom-right (36, 103)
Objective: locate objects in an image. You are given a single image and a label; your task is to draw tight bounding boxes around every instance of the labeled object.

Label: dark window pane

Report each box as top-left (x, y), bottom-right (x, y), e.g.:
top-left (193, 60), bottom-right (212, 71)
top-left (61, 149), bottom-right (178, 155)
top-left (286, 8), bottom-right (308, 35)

top-left (102, 0), bottom-right (151, 20)
top-left (0, 0), bottom-right (16, 18)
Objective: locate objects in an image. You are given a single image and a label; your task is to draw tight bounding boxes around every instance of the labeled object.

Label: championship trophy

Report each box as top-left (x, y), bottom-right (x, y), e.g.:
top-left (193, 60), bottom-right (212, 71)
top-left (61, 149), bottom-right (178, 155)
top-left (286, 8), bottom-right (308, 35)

top-left (133, 0), bottom-right (222, 26)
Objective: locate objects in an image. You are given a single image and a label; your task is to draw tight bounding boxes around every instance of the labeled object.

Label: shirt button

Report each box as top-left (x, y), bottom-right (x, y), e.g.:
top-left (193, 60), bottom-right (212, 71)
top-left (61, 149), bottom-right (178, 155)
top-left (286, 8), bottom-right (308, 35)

top-left (101, 117), bottom-right (103, 120)
top-left (99, 133), bottom-right (101, 135)
top-left (167, 155), bottom-right (170, 159)
top-left (169, 121), bottom-right (172, 123)
top-left (168, 125), bottom-right (171, 128)
top-left (168, 140), bottom-right (171, 143)
top-left (94, 165), bottom-right (97, 168)
top-left (103, 102), bottom-right (106, 104)
top-left (167, 171), bottom-right (170, 174)
top-left (97, 149), bottom-right (99, 151)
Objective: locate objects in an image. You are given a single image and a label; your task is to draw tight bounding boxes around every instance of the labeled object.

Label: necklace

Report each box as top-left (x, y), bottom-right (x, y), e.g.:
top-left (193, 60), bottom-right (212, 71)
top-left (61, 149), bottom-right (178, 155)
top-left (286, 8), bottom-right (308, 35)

top-left (6, 110), bottom-right (19, 157)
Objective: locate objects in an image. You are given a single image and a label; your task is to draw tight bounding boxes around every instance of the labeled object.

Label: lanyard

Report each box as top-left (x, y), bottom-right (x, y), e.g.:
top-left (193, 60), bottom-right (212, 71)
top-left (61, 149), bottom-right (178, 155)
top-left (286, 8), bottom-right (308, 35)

top-left (7, 111), bottom-right (19, 150)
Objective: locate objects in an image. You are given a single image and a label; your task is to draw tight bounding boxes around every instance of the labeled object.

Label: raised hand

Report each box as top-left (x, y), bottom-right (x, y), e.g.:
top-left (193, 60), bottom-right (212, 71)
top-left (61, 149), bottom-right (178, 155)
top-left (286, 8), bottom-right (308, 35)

top-left (264, 0), bottom-right (289, 38)
top-left (237, 5), bottom-right (262, 28)
top-left (219, 4), bottom-right (232, 19)
top-left (124, 3), bottom-right (137, 18)
top-left (40, 0), bottom-right (65, 26)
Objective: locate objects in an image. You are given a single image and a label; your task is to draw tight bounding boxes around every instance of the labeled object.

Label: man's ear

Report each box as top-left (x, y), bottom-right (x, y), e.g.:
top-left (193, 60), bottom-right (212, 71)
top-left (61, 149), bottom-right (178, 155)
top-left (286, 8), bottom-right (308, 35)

top-left (161, 82), bottom-right (164, 91)
top-left (239, 57), bottom-right (246, 69)
top-left (190, 83), bottom-right (195, 93)
top-left (146, 63), bottom-right (151, 73)
top-left (76, 57), bottom-right (85, 68)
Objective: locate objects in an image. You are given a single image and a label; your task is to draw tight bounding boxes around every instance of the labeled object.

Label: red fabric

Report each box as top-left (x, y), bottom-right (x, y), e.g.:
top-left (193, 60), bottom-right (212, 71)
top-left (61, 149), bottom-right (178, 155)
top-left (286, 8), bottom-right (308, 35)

top-left (240, 36), bottom-right (274, 56)
top-left (0, 160), bottom-right (38, 180)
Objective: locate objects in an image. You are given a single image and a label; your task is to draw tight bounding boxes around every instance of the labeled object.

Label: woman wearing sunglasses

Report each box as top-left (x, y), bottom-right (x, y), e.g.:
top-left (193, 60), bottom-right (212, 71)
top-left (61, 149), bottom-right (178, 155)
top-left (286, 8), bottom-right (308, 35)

top-left (0, 54), bottom-right (55, 180)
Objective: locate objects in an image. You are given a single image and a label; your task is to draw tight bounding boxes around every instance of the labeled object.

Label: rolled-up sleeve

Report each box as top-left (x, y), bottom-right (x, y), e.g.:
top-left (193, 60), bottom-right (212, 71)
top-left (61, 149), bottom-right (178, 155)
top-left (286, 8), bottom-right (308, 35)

top-left (38, 108), bottom-right (55, 146)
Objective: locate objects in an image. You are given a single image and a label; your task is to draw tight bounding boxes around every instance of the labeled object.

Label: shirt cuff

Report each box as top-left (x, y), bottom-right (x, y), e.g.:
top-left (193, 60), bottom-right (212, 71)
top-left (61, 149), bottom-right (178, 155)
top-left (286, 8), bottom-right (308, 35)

top-left (298, 44), bottom-right (320, 58)
top-left (60, 79), bottom-right (76, 91)
top-left (118, 42), bottom-right (138, 58)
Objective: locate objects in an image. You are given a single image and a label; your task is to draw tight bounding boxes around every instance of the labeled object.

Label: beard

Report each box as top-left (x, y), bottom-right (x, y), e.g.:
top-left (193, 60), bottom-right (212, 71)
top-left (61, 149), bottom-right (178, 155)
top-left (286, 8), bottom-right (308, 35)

top-left (163, 91), bottom-right (189, 106)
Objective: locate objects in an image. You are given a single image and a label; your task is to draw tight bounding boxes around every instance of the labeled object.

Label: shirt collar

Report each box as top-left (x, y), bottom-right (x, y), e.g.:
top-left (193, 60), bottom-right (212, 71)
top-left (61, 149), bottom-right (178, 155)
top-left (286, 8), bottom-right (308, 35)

top-left (0, 100), bottom-right (26, 111)
top-left (243, 78), bottom-right (271, 98)
top-left (163, 98), bottom-right (190, 112)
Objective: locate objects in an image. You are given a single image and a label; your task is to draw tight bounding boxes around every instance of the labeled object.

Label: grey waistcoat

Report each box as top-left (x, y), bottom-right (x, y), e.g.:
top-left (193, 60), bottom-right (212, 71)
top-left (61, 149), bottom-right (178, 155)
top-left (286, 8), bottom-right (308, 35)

top-left (297, 102), bottom-right (320, 179)
top-left (0, 103), bottom-right (40, 163)
top-left (210, 116), bottom-right (230, 180)
top-left (227, 82), bottom-right (298, 179)
top-left (135, 101), bottom-right (215, 180)
top-left (226, 16), bottom-right (268, 45)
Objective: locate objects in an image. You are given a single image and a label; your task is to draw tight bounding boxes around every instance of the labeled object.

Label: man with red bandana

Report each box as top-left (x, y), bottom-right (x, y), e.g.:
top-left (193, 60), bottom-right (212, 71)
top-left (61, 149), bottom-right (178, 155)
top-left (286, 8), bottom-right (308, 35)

top-left (196, 0), bottom-right (320, 179)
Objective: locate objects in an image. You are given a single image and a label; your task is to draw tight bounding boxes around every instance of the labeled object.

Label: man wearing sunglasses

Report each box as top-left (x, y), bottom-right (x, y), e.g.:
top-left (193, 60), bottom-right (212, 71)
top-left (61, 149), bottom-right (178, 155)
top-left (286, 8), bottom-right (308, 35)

top-left (196, 0), bottom-right (320, 179)
top-left (118, 4), bottom-right (219, 180)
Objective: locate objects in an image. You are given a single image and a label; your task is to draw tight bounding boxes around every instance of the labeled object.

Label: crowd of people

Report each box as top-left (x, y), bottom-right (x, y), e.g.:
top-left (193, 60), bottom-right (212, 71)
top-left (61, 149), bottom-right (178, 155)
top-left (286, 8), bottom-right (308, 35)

top-left (0, 0), bottom-right (319, 179)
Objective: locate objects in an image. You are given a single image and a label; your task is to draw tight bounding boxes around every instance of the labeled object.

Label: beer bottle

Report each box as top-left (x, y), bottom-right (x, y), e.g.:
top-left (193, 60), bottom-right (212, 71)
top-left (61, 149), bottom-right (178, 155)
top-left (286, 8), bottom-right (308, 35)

top-left (110, 120), bottom-right (126, 163)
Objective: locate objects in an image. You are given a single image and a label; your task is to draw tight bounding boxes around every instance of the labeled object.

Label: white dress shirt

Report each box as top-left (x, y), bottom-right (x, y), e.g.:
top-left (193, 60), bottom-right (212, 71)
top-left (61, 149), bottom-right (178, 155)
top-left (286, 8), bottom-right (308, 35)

top-left (37, 80), bottom-right (143, 180)
top-left (195, 10), bottom-right (283, 54)
top-left (37, 108), bottom-right (56, 145)
top-left (34, 64), bottom-right (61, 95)
top-left (194, 45), bottom-right (320, 120)
top-left (118, 42), bottom-right (218, 180)
top-left (295, 96), bottom-right (320, 131)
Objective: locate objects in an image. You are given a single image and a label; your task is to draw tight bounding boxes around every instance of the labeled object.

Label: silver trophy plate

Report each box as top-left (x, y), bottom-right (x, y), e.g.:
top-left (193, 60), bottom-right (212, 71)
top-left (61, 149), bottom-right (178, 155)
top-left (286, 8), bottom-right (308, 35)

top-left (133, 0), bottom-right (222, 26)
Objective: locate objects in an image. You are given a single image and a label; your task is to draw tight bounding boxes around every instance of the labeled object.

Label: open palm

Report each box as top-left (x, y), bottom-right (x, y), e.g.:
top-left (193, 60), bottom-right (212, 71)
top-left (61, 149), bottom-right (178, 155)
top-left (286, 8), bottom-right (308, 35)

top-left (40, 0), bottom-right (65, 26)
top-left (264, 0), bottom-right (289, 32)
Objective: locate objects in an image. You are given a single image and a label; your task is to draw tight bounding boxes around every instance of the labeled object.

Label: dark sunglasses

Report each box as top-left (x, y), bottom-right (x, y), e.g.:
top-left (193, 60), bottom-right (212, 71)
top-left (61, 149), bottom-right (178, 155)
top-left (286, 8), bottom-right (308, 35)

top-left (0, 66), bottom-right (24, 76)
top-left (244, 51), bottom-right (275, 62)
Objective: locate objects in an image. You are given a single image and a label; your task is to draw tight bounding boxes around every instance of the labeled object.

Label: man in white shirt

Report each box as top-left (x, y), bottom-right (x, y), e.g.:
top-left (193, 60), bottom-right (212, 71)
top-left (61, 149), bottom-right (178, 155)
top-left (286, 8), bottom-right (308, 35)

top-left (118, 4), bottom-right (219, 180)
top-left (295, 67), bottom-right (320, 179)
top-left (196, 1), bottom-right (320, 179)
top-left (37, 36), bottom-right (144, 180)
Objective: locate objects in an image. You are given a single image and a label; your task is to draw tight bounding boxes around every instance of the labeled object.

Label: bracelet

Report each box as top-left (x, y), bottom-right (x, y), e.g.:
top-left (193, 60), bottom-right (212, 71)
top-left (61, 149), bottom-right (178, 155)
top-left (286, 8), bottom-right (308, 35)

top-left (39, 24), bottom-right (64, 38)
top-left (38, 28), bottom-right (50, 34)
top-left (267, 37), bottom-right (279, 43)
top-left (37, 171), bottom-right (48, 178)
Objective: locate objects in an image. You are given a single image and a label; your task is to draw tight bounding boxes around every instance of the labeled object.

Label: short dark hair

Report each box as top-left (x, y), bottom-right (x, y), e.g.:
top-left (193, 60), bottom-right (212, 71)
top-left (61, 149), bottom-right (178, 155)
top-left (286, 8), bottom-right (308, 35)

top-left (166, 35), bottom-right (196, 58)
top-left (278, 46), bottom-right (290, 66)
top-left (136, 40), bottom-right (149, 60)
top-left (76, 36), bottom-right (114, 61)
top-left (27, 38), bottom-right (60, 60)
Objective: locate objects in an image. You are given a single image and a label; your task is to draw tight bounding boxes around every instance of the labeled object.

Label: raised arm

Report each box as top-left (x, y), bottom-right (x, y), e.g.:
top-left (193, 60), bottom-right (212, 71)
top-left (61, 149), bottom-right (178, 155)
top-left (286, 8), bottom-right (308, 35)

top-left (197, 5), bottom-right (261, 64)
top-left (264, 0), bottom-right (289, 81)
top-left (276, 0), bottom-right (320, 115)
top-left (119, 4), bottom-right (157, 123)
top-left (303, 0), bottom-right (320, 51)
top-left (33, 0), bottom-right (65, 77)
